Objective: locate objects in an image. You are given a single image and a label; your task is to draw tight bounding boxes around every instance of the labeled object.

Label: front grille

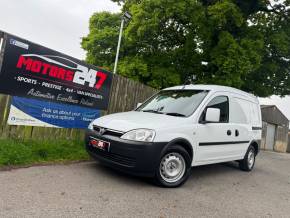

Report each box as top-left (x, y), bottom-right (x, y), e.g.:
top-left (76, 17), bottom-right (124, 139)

top-left (93, 125), bottom-right (124, 137)
top-left (88, 146), bottom-right (136, 167)
top-left (103, 130), bottom-right (123, 137)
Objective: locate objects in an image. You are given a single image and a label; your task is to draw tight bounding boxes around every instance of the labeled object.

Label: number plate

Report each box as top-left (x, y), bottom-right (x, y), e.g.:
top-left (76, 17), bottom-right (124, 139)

top-left (89, 137), bottom-right (110, 152)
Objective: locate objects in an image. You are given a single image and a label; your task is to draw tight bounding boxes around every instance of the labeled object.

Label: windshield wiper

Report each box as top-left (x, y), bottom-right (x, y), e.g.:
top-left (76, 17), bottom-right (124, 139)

top-left (141, 110), bottom-right (186, 117)
top-left (165, 112), bottom-right (186, 117)
top-left (141, 109), bottom-right (164, 114)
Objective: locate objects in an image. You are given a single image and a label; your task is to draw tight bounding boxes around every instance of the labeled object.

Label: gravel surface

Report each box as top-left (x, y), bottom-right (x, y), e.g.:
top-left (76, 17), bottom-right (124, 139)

top-left (0, 151), bottom-right (290, 218)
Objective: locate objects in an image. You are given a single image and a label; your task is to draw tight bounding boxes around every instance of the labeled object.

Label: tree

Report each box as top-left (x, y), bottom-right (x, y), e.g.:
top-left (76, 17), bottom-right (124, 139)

top-left (81, 12), bottom-right (121, 71)
top-left (82, 0), bottom-right (290, 97)
top-left (243, 0), bottom-right (290, 96)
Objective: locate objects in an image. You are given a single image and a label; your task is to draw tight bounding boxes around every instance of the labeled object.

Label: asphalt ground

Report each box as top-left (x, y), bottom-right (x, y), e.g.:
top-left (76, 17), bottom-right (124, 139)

top-left (0, 151), bottom-right (290, 218)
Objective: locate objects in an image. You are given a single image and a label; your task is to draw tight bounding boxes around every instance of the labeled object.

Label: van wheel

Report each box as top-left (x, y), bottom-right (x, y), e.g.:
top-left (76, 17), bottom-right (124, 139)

top-left (239, 145), bottom-right (256, 171)
top-left (154, 145), bottom-right (191, 188)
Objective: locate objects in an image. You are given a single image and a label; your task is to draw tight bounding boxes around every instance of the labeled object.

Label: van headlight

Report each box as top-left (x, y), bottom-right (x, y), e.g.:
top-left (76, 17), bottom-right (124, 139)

top-left (121, 129), bottom-right (155, 142)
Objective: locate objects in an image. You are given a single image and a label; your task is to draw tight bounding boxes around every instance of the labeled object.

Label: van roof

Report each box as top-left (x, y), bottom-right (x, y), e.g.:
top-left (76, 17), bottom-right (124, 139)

top-left (163, 84), bottom-right (258, 102)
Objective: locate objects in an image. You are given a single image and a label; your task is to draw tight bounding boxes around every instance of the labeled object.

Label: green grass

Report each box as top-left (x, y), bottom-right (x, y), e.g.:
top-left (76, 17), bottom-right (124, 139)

top-left (0, 138), bottom-right (90, 167)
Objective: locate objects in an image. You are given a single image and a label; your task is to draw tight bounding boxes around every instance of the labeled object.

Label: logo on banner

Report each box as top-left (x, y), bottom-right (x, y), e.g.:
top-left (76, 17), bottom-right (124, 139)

top-left (10, 39), bottom-right (29, 50)
top-left (16, 54), bottom-right (107, 89)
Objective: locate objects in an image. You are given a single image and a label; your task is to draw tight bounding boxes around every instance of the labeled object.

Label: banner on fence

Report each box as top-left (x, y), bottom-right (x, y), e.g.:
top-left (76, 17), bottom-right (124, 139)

top-left (0, 32), bottom-right (113, 110)
top-left (8, 96), bottom-right (100, 129)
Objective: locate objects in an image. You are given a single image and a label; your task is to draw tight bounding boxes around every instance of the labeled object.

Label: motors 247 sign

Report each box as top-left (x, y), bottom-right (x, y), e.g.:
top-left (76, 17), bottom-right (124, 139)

top-left (0, 32), bottom-right (113, 110)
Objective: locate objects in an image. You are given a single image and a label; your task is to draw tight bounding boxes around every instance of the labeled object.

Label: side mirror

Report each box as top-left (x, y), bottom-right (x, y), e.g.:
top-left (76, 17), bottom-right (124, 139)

top-left (136, 102), bottom-right (142, 108)
top-left (205, 108), bottom-right (220, 123)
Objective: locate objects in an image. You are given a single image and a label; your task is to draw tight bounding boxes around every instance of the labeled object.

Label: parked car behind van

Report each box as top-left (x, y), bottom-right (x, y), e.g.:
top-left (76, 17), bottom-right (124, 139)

top-left (85, 85), bottom-right (262, 187)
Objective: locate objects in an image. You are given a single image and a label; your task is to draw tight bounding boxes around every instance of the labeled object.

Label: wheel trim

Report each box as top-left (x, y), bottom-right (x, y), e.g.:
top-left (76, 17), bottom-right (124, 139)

top-left (159, 152), bottom-right (186, 183)
top-left (247, 150), bottom-right (255, 169)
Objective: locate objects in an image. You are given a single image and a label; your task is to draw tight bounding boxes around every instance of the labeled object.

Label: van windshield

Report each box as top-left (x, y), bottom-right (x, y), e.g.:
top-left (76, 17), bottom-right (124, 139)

top-left (136, 89), bottom-right (209, 117)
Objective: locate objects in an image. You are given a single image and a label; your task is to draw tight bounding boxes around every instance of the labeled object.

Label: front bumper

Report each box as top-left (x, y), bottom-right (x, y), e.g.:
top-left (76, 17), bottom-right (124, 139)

top-left (85, 130), bottom-right (167, 177)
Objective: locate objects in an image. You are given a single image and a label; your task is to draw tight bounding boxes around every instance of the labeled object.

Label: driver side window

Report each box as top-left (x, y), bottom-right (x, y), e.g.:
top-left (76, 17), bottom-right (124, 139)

top-left (199, 96), bottom-right (229, 123)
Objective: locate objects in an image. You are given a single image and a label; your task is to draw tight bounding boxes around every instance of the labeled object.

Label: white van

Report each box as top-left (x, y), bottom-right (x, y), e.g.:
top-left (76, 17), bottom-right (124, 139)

top-left (86, 85), bottom-right (262, 187)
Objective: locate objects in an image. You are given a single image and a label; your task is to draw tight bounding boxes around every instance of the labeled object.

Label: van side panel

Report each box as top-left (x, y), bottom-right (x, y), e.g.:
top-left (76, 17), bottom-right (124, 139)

top-left (232, 97), bottom-right (261, 127)
top-left (233, 97), bottom-right (253, 124)
top-left (231, 96), bottom-right (262, 143)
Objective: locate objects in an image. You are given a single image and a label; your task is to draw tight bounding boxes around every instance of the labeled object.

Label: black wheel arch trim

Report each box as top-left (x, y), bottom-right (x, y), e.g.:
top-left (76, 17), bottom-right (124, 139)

top-left (160, 138), bottom-right (194, 162)
top-left (249, 139), bottom-right (261, 155)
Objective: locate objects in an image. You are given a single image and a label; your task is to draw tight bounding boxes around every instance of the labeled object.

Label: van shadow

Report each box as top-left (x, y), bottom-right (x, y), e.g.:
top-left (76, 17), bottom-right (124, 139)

top-left (87, 161), bottom-right (153, 187)
top-left (87, 160), bottom-right (241, 188)
top-left (187, 161), bottom-right (241, 183)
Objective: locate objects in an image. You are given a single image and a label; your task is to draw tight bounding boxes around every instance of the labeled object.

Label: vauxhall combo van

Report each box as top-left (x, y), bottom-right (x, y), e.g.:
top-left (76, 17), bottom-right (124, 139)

top-left (85, 85), bottom-right (262, 187)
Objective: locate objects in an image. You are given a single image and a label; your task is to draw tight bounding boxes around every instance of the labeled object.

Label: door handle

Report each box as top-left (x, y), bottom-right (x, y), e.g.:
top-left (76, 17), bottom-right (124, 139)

top-left (235, 130), bottom-right (239, 137)
top-left (227, 130), bottom-right (232, 136)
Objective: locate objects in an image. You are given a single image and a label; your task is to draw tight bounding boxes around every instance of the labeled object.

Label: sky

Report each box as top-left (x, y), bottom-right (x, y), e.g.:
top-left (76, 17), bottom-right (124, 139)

top-left (0, 0), bottom-right (289, 122)
top-left (0, 0), bottom-right (121, 59)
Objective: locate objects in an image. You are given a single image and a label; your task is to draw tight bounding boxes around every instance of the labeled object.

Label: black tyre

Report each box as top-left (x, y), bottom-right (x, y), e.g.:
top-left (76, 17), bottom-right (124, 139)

top-left (239, 145), bottom-right (256, 171)
top-left (154, 145), bottom-right (191, 188)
